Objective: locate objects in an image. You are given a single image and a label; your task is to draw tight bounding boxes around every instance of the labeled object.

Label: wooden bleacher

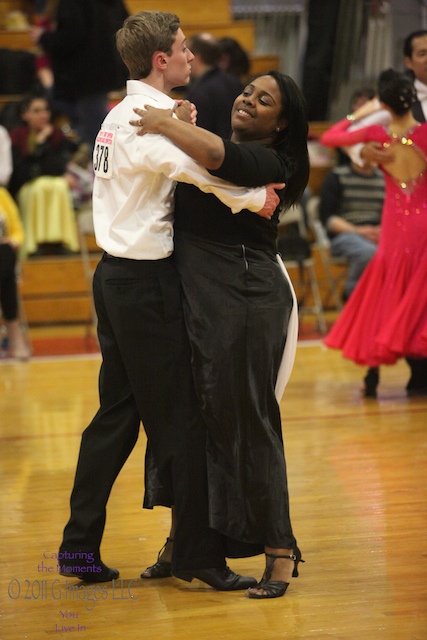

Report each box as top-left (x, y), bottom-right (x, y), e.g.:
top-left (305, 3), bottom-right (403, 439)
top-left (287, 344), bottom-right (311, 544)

top-left (17, 239), bottom-right (346, 327)
top-left (1, 1), bottom-right (337, 325)
top-left (125, 0), bottom-right (255, 50)
top-left (19, 254), bottom-right (100, 325)
top-left (0, 0), bottom-right (279, 80)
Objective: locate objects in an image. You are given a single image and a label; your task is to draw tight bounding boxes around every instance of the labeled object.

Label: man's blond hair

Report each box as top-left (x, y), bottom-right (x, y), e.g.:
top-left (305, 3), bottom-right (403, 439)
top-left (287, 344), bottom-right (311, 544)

top-left (116, 11), bottom-right (180, 79)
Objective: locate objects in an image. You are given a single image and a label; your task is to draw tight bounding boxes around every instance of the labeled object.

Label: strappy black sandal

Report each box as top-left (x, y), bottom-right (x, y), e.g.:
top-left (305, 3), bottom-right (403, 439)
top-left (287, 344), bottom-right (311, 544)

top-left (247, 548), bottom-right (304, 599)
top-left (140, 537), bottom-right (173, 579)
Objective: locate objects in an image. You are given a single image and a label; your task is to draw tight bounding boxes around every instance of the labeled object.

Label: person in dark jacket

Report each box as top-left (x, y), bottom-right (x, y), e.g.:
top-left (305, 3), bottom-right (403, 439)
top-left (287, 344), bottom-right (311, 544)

top-left (30, 0), bottom-right (129, 147)
top-left (185, 32), bottom-right (244, 138)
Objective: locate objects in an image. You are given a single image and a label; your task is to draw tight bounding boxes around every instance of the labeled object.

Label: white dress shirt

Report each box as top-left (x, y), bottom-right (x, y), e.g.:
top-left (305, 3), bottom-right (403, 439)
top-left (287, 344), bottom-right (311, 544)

top-left (0, 125), bottom-right (12, 186)
top-left (92, 80), bottom-right (266, 260)
top-left (414, 78), bottom-right (427, 120)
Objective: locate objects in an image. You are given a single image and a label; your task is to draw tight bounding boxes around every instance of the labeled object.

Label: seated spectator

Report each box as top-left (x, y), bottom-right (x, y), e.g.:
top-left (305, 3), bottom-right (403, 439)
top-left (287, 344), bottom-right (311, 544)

top-left (8, 93), bottom-right (79, 257)
top-left (0, 124), bottom-right (29, 359)
top-left (0, 187), bottom-right (31, 360)
top-left (319, 159), bottom-right (384, 301)
top-left (185, 33), bottom-right (244, 138)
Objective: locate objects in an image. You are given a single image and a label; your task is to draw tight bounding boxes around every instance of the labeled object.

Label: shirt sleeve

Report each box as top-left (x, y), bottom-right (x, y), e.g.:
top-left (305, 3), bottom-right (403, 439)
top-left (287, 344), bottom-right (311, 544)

top-left (342, 109), bottom-right (391, 166)
top-left (0, 126), bottom-right (12, 186)
top-left (321, 119), bottom-right (386, 150)
top-left (343, 142), bottom-right (367, 167)
top-left (140, 134), bottom-right (266, 213)
top-left (209, 140), bottom-right (289, 187)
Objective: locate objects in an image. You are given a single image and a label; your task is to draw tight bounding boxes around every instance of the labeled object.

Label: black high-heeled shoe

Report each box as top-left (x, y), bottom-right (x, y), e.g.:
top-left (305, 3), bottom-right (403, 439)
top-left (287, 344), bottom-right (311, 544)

top-left (140, 537), bottom-right (173, 579)
top-left (247, 547), bottom-right (304, 599)
top-left (362, 367), bottom-right (379, 398)
top-left (173, 566), bottom-right (257, 591)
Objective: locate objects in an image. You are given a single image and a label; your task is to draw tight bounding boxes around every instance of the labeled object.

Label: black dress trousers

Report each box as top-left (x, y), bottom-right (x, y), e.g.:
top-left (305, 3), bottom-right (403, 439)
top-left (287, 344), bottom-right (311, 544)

top-left (61, 253), bottom-right (226, 571)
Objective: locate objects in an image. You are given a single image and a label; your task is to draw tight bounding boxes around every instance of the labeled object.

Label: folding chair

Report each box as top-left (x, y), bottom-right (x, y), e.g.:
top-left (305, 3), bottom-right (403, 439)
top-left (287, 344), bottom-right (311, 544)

top-left (305, 196), bottom-right (348, 311)
top-left (278, 204), bottom-right (327, 334)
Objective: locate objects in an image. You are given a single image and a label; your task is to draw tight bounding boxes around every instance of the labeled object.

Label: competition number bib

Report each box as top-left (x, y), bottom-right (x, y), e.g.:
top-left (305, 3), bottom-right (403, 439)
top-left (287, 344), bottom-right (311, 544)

top-left (93, 130), bottom-right (116, 179)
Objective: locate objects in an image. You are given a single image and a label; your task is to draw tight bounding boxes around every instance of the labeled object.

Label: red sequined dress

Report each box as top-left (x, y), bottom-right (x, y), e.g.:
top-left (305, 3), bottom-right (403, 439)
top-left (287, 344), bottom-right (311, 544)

top-left (320, 119), bottom-right (427, 366)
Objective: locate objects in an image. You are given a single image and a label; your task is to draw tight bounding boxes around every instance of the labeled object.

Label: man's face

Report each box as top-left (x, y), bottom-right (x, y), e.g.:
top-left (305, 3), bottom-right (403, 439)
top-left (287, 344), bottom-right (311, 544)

top-left (405, 34), bottom-right (427, 85)
top-left (163, 28), bottom-right (194, 91)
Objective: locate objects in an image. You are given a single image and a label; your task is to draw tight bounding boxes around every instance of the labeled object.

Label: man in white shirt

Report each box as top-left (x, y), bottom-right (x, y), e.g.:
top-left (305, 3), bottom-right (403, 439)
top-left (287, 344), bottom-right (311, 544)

top-left (58, 11), bottom-right (278, 590)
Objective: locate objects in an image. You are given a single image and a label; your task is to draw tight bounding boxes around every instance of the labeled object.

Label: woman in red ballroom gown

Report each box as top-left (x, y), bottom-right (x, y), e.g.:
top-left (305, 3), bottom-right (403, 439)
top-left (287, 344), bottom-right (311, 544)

top-left (320, 69), bottom-right (427, 397)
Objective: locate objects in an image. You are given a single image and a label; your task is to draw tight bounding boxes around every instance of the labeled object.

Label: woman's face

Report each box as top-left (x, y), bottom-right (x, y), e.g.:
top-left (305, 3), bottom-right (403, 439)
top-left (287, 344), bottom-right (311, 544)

top-left (22, 98), bottom-right (51, 132)
top-left (231, 75), bottom-right (286, 142)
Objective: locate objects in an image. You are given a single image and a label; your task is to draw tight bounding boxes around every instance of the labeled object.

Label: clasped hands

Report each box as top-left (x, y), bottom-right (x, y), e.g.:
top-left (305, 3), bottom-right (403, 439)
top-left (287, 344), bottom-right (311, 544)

top-left (129, 100), bottom-right (197, 134)
top-left (129, 103), bottom-right (284, 220)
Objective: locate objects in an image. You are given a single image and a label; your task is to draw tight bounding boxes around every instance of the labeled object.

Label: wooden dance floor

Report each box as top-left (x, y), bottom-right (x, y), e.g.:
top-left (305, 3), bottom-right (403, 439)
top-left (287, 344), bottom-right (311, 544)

top-left (1, 340), bottom-right (426, 639)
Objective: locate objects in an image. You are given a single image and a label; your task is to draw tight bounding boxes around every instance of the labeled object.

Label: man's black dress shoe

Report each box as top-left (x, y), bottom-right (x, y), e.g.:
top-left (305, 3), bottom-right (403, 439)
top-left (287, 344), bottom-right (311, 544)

top-left (58, 552), bottom-right (119, 582)
top-left (173, 566), bottom-right (257, 590)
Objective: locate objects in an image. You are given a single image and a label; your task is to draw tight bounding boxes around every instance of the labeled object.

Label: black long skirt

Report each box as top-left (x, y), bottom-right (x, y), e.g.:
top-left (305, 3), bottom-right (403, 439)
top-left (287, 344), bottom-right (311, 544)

top-left (167, 231), bottom-right (296, 550)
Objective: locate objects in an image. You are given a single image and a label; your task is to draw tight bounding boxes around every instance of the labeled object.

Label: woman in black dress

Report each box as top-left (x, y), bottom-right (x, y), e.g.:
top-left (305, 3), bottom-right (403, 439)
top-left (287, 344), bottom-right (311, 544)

top-left (132, 71), bottom-right (309, 599)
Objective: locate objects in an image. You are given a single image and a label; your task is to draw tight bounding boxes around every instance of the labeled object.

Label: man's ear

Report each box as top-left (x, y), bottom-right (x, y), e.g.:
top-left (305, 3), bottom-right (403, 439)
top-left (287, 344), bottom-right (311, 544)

top-left (152, 51), bottom-right (168, 71)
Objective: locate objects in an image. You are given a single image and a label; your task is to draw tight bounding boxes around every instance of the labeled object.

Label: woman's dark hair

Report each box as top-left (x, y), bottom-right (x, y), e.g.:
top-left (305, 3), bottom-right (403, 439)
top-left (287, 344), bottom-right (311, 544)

top-left (378, 68), bottom-right (416, 116)
top-left (19, 91), bottom-right (51, 116)
top-left (350, 86), bottom-right (376, 111)
top-left (266, 70), bottom-right (310, 209)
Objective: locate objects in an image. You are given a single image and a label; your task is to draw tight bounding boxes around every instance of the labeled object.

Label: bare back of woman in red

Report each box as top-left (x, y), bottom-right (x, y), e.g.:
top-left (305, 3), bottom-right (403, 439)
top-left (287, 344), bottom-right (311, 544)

top-left (320, 69), bottom-right (427, 397)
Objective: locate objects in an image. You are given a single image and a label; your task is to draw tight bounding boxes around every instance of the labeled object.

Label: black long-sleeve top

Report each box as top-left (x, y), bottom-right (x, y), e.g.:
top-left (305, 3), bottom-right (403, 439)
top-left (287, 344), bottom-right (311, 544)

top-left (174, 140), bottom-right (290, 254)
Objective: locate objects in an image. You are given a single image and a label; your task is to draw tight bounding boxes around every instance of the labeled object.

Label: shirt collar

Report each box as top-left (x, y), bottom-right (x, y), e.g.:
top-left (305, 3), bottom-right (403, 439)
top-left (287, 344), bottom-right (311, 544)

top-left (414, 78), bottom-right (427, 103)
top-left (126, 80), bottom-right (176, 108)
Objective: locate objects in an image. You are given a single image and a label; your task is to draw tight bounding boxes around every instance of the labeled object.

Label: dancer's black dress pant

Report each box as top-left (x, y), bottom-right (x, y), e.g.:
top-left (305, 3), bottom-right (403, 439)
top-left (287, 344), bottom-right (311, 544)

top-left (61, 253), bottom-right (226, 571)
